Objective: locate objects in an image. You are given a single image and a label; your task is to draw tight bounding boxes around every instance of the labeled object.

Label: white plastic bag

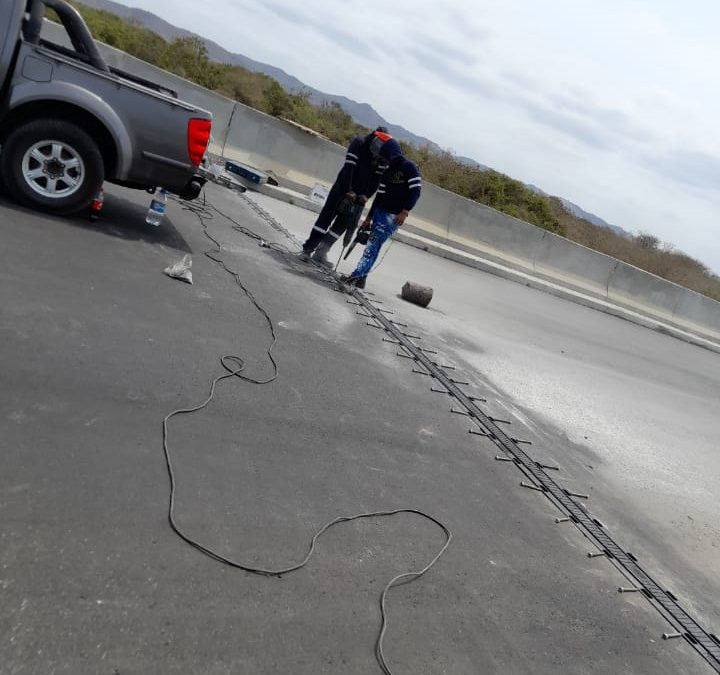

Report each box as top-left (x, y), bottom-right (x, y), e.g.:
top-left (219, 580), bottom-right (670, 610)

top-left (164, 254), bottom-right (193, 285)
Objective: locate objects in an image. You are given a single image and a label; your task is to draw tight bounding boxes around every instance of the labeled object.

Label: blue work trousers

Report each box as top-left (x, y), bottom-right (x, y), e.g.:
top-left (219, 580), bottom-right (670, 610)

top-left (351, 209), bottom-right (397, 278)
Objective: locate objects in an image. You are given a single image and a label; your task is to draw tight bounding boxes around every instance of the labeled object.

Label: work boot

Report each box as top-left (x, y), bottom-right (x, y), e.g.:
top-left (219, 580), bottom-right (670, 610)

top-left (298, 249), bottom-right (312, 262)
top-left (311, 242), bottom-right (333, 268)
top-left (340, 274), bottom-right (367, 289)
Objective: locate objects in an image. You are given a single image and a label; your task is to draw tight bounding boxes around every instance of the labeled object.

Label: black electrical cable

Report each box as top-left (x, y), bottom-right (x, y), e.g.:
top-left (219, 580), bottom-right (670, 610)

top-left (163, 190), bottom-right (452, 674)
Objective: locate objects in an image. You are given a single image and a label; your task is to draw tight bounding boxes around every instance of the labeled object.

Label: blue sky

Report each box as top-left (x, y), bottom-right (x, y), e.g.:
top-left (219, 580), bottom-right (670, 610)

top-left (124, 0), bottom-right (720, 273)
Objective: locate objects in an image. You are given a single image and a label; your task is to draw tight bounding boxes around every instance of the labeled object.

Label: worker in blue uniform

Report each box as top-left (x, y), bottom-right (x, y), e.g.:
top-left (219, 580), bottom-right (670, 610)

top-left (342, 139), bottom-right (422, 289)
top-left (300, 128), bottom-right (393, 265)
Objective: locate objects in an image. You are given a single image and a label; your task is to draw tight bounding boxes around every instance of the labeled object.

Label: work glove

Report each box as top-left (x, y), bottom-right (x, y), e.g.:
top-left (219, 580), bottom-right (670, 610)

top-left (345, 191), bottom-right (357, 202)
top-left (356, 195), bottom-right (368, 205)
top-left (356, 229), bottom-right (370, 245)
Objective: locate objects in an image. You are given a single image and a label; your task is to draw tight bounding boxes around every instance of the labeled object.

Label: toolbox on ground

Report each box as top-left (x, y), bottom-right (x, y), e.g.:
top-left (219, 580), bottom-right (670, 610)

top-left (224, 161), bottom-right (268, 185)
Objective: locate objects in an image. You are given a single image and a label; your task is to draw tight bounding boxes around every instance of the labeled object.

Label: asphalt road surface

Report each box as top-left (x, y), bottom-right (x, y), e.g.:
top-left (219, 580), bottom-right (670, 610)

top-left (1, 183), bottom-right (716, 674)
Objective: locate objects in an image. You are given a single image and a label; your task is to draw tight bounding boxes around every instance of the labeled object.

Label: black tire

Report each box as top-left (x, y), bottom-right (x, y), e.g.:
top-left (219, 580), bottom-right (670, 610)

top-left (0, 118), bottom-right (104, 215)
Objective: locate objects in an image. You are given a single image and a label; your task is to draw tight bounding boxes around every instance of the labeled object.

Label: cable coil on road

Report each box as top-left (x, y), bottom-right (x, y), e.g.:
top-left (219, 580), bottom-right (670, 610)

top-left (161, 192), bottom-right (452, 675)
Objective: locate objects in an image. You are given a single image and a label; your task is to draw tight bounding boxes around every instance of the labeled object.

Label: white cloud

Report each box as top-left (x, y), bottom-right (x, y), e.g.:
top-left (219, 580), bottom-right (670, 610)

top-left (123, 0), bottom-right (720, 273)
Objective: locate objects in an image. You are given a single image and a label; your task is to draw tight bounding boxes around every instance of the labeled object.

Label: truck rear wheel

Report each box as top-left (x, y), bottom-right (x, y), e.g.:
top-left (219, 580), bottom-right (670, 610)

top-left (0, 118), bottom-right (104, 215)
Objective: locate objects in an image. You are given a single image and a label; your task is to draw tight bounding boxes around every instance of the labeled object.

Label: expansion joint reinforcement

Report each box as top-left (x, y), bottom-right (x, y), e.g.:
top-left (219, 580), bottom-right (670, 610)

top-left (345, 263), bottom-right (720, 674)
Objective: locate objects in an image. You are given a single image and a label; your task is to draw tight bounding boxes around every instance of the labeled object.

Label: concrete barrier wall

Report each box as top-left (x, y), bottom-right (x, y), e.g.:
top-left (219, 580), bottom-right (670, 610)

top-left (533, 233), bottom-right (618, 297)
top-left (221, 104), bottom-right (343, 186)
top-left (673, 291), bottom-right (720, 339)
top-left (608, 263), bottom-right (685, 325)
top-left (608, 264), bottom-right (720, 340)
top-left (39, 22), bottom-right (720, 341)
top-left (443, 190), bottom-right (545, 274)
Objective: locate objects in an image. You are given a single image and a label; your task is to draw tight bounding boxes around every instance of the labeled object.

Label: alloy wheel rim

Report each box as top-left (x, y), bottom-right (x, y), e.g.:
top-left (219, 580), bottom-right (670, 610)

top-left (21, 140), bottom-right (86, 199)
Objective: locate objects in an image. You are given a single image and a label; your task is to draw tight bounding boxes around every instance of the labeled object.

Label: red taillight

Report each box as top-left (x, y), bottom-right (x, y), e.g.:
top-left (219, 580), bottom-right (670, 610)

top-left (188, 118), bottom-right (212, 166)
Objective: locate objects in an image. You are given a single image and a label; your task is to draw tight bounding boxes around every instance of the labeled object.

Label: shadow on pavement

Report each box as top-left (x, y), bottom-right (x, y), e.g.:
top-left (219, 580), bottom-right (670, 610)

top-left (394, 293), bottom-right (447, 316)
top-left (0, 192), bottom-right (192, 254)
top-left (87, 193), bottom-right (193, 252)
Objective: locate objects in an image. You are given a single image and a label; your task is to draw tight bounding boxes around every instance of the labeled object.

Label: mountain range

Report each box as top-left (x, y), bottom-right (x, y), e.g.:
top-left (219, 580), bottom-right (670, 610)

top-left (79, 0), bottom-right (630, 237)
top-left (559, 199), bottom-right (629, 237)
top-left (525, 183), bottom-right (629, 237)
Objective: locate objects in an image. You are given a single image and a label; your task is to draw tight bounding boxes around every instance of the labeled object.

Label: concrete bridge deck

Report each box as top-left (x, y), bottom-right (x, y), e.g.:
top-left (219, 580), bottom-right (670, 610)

top-left (1, 183), bottom-right (717, 674)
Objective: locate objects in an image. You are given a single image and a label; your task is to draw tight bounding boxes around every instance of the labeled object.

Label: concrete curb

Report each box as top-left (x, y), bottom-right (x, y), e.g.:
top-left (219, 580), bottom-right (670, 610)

top-left (232, 178), bottom-right (323, 213)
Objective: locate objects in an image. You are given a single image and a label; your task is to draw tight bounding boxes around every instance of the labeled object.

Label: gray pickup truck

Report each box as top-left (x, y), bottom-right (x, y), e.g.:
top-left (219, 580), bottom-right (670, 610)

top-left (0, 0), bottom-right (212, 214)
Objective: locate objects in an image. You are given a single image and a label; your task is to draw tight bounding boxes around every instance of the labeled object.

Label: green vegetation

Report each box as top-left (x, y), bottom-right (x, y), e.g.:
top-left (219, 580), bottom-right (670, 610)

top-left (60, 2), bottom-right (720, 300)
top-left (400, 145), bottom-right (561, 233)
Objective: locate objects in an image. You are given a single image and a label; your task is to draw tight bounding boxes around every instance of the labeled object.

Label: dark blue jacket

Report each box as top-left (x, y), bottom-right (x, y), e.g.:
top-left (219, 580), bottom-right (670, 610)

top-left (369, 157), bottom-right (422, 216)
top-left (334, 136), bottom-right (384, 199)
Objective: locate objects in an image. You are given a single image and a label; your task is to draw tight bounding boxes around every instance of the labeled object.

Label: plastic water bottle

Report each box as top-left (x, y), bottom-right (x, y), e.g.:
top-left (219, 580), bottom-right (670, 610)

top-left (146, 188), bottom-right (167, 226)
